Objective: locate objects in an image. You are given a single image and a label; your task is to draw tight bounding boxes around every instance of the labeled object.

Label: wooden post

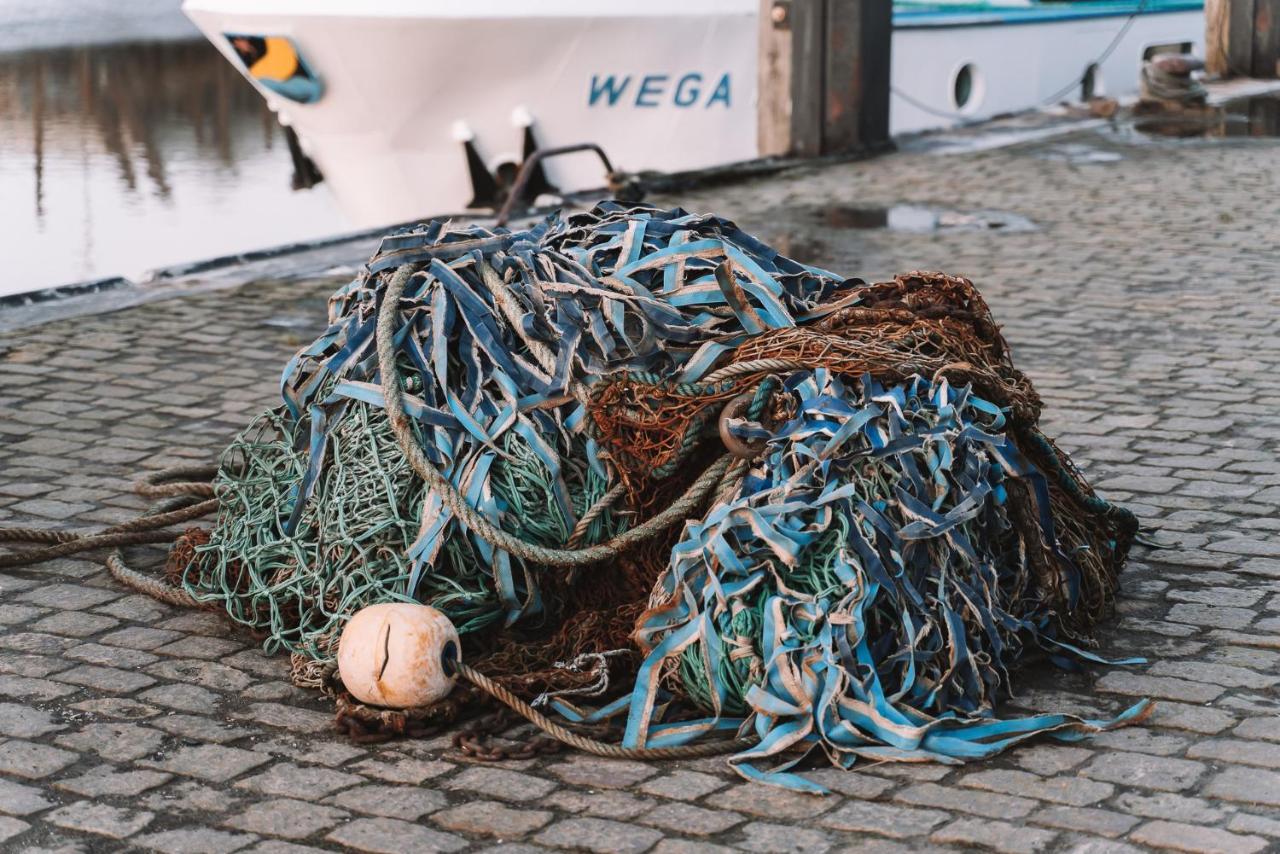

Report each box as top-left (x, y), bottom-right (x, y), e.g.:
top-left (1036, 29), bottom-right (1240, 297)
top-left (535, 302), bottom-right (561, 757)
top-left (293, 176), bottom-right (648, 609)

top-left (757, 0), bottom-right (794, 156)
top-left (1257, 0), bottom-right (1280, 77)
top-left (1206, 0), bottom-right (1280, 78)
top-left (757, 0), bottom-right (892, 158)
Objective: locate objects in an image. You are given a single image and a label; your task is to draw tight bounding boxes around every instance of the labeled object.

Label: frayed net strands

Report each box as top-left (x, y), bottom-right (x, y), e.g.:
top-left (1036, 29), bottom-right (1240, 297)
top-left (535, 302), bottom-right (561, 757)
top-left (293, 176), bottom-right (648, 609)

top-left (147, 203), bottom-right (1146, 790)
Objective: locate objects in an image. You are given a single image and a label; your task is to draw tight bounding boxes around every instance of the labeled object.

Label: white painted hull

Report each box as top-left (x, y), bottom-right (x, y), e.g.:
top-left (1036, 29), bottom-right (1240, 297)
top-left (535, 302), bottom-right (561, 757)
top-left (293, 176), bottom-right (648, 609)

top-left (184, 0), bottom-right (1204, 227)
top-left (891, 9), bottom-right (1205, 134)
top-left (184, 0), bottom-right (759, 227)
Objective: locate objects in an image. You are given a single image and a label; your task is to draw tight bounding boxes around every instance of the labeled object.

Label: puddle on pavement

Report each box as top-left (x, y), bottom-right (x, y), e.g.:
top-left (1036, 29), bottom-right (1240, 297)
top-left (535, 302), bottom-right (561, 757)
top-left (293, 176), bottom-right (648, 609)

top-left (818, 204), bottom-right (1037, 234)
top-left (1133, 93), bottom-right (1280, 139)
top-left (1034, 142), bottom-right (1126, 164)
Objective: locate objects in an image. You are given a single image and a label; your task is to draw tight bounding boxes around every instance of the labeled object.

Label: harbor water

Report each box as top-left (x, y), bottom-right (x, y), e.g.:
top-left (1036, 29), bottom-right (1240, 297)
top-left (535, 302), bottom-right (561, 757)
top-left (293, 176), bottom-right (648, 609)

top-left (0, 1), bottom-right (350, 297)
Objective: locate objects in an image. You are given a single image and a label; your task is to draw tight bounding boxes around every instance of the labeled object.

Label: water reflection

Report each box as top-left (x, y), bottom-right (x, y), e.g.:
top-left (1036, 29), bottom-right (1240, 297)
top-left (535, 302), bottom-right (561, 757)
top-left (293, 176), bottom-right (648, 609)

top-left (1132, 94), bottom-right (1280, 139)
top-left (0, 40), bottom-right (348, 296)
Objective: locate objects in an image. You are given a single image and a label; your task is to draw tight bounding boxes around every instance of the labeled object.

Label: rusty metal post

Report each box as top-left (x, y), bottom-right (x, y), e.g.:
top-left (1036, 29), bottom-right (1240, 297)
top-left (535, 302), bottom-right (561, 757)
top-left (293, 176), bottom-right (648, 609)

top-left (757, 0), bottom-right (892, 158)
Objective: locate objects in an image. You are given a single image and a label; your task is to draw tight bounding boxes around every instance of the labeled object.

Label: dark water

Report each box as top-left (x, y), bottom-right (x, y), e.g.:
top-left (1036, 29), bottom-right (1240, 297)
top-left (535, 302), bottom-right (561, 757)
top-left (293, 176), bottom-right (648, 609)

top-left (0, 39), bottom-right (348, 296)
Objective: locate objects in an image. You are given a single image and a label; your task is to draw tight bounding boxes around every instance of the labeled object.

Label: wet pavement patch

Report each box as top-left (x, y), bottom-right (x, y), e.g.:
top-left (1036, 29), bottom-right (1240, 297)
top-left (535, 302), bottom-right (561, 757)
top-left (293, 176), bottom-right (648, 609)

top-left (818, 205), bottom-right (1037, 233)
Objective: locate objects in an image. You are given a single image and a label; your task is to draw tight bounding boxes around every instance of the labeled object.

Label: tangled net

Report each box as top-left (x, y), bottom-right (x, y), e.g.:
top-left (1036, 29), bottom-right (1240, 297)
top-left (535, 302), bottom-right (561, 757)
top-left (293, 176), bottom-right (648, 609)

top-left (176, 202), bottom-right (1143, 790)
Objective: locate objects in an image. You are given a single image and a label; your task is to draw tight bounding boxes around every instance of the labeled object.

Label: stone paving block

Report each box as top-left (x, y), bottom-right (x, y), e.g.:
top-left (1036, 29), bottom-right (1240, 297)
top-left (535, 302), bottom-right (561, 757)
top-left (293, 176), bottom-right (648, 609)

top-left (1206, 538), bottom-right (1280, 558)
top-left (1081, 751), bottom-right (1207, 792)
top-left (137, 683), bottom-right (225, 712)
top-left (0, 816), bottom-right (30, 844)
top-left (0, 604), bottom-right (47, 626)
top-left (546, 755), bottom-right (659, 789)
top-left (930, 817), bottom-right (1058, 854)
top-left (0, 673), bottom-right (77, 701)
top-left (1167, 603), bottom-right (1258, 629)
top-left (153, 636), bottom-right (246, 660)
top-left (541, 788), bottom-right (656, 820)
top-left (737, 820), bottom-right (834, 853)
top-left (1149, 660), bottom-right (1278, 689)
top-left (143, 780), bottom-right (248, 816)
top-left (100, 627), bottom-right (185, 650)
top-left (959, 768), bottom-right (1113, 806)
top-left (134, 827), bottom-right (259, 854)
top-left (432, 799), bottom-right (554, 838)
top-left (64, 641), bottom-right (158, 669)
top-left (228, 703), bottom-right (330, 734)
top-left (0, 632), bottom-right (76, 655)
top-left (1203, 766), bottom-right (1280, 807)
top-left (327, 783), bottom-right (447, 820)
top-left (141, 744), bottom-right (272, 783)
top-left (446, 766), bottom-right (557, 803)
top-left (1187, 737), bottom-right (1280, 769)
top-left (1091, 727), bottom-right (1191, 756)
top-left (0, 739), bottom-right (78, 779)
top-left (9, 498), bottom-right (95, 519)
top-left (52, 664), bottom-right (156, 693)
top-left (150, 715), bottom-right (256, 744)
top-left (0, 702), bottom-right (65, 738)
top-left (93, 594), bottom-right (172, 623)
top-left (0, 652), bottom-right (72, 679)
top-left (29, 611), bottom-right (119, 637)
top-left (895, 781), bottom-right (1038, 819)
top-left (1233, 717), bottom-right (1280, 742)
top-left (1011, 744), bottom-right (1094, 776)
top-left (641, 801), bottom-right (745, 836)
top-left (817, 800), bottom-right (950, 839)
top-left (55, 722), bottom-right (166, 762)
top-left (0, 776), bottom-right (55, 816)
top-left (1030, 805), bottom-right (1139, 838)
top-left (145, 659), bottom-right (253, 693)
top-left (1112, 792), bottom-right (1229, 824)
top-left (706, 782), bottom-right (834, 820)
top-left (224, 798), bottom-right (348, 840)
top-left (246, 842), bottom-right (334, 854)
top-left (55, 765), bottom-right (172, 797)
top-left (794, 768), bottom-right (895, 800)
top-left (652, 840), bottom-right (737, 854)
top-left (221, 650), bottom-right (292, 679)
top-left (1166, 586), bottom-right (1265, 608)
top-left (637, 769), bottom-right (729, 801)
top-left (534, 817), bottom-right (664, 854)
top-left (1150, 701), bottom-right (1237, 734)
top-left (346, 754), bottom-right (451, 784)
top-left (1093, 672), bottom-right (1224, 703)
top-left (18, 583), bottom-right (118, 610)
top-left (45, 801), bottom-right (154, 840)
top-left (234, 763), bottom-right (363, 799)
top-left (1129, 820), bottom-right (1267, 854)
top-left (327, 817), bottom-right (467, 853)
top-left (253, 737), bottom-right (366, 768)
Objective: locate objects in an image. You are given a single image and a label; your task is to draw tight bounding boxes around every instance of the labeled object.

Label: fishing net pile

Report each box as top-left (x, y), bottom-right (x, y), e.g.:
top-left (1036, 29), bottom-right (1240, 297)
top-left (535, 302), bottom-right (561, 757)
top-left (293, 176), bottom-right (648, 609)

top-left (172, 202), bottom-right (1143, 789)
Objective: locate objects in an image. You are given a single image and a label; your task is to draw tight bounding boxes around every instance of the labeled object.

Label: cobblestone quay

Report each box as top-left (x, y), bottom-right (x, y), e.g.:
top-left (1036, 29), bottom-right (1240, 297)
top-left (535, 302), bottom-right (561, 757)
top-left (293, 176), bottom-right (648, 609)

top-left (2, 121), bottom-right (1279, 852)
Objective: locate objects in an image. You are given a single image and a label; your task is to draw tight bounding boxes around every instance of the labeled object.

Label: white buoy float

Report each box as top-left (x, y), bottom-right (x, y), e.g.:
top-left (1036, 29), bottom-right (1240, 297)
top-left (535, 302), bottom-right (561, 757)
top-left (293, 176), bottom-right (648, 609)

top-left (336, 603), bottom-right (460, 708)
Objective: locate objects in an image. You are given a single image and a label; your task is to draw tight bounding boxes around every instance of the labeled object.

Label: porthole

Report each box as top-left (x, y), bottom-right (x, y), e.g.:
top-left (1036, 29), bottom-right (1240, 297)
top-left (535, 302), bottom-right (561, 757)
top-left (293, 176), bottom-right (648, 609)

top-left (953, 64), bottom-right (975, 110)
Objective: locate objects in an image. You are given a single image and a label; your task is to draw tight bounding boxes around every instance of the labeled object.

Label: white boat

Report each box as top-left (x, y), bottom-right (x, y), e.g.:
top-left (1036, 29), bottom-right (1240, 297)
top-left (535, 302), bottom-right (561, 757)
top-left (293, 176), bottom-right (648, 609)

top-left (183, 0), bottom-right (1205, 228)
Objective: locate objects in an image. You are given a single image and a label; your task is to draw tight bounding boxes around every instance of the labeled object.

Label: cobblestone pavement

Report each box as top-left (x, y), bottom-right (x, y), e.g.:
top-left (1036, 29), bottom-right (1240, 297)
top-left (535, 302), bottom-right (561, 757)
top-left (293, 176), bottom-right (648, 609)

top-left (2, 120), bottom-right (1279, 853)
